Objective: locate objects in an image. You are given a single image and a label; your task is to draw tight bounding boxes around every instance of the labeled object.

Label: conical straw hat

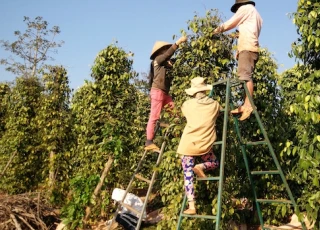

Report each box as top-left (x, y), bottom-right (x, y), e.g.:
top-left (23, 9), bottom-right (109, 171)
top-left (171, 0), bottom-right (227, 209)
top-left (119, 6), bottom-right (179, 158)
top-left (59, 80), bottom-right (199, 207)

top-left (150, 41), bottom-right (172, 60)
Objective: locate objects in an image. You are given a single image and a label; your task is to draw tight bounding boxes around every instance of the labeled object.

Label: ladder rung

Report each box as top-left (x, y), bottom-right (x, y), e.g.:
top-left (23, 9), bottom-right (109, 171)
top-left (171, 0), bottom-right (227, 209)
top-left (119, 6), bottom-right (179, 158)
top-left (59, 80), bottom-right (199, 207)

top-left (212, 79), bottom-right (228, 86)
top-left (251, 170), bottom-right (280, 175)
top-left (246, 141), bottom-right (267, 146)
top-left (135, 174), bottom-right (151, 184)
top-left (262, 226), bottom-right (272, 230)
top-left (231, 82), bottom-right (242, 87)
top-left (159, 122), bottom-right (170, 128)
top-left (120, 202), bottom-right (142, 216)
top-left (213, 141), bottom-right (223, 146)
top-left (181, 214), bottom-right (217, 220)
top-left (263, 224), bottom-right (293, 230)
top-left (256, 199), bottom-right (293, 204)
top-left (197, 176), bottom-right (220, 181)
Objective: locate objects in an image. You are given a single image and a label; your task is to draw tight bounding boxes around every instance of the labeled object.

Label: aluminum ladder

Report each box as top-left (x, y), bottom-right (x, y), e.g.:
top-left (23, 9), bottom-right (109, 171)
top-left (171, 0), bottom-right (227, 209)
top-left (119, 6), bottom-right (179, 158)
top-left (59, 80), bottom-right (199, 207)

top-left (108, 121), bottom-right (172, 230)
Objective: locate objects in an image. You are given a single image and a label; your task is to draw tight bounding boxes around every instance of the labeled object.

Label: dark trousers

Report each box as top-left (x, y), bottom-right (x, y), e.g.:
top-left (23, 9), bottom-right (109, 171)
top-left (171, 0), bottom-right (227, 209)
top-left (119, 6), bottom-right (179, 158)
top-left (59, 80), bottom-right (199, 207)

top-left (116, 213), bottom-right (142, 230)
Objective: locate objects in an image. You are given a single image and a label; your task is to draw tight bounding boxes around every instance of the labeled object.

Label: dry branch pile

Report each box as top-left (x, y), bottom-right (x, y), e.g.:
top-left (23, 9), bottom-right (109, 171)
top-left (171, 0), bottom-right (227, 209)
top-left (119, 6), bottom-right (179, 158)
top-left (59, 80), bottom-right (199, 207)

top-left (0, 193), bottom-right (60, 230)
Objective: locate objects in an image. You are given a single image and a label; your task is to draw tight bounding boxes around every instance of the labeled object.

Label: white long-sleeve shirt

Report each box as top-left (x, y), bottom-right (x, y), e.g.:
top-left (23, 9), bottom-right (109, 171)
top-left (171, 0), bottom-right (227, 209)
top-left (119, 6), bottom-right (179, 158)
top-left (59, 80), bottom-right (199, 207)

top-left (219, 4), bottom-right (263, 52)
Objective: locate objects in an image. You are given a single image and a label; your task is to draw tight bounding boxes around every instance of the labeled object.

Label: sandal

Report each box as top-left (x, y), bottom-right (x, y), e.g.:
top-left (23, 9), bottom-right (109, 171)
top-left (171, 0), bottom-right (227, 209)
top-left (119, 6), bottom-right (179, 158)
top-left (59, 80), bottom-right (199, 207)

top-left (230, 106), bottom-right (243, 114)
top-left (183, 208), bottom-right (196, 215)
top-left (239, 107), bottom-right (253, 121)
top-left (144, 143), bottom-right (160, 151)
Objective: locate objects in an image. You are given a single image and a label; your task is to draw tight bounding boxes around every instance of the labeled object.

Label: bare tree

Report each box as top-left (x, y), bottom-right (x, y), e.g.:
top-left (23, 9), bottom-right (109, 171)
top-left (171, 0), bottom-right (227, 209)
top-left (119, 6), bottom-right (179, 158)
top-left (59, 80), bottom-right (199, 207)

top-left (0, 16), bottom-right (64, 77)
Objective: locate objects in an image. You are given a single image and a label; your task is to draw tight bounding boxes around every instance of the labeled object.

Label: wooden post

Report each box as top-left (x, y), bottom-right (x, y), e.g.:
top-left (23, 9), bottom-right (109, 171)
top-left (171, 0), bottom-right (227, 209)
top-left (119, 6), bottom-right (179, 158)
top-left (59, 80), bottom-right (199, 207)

top-left (83, 156), bottom-right (114, 223)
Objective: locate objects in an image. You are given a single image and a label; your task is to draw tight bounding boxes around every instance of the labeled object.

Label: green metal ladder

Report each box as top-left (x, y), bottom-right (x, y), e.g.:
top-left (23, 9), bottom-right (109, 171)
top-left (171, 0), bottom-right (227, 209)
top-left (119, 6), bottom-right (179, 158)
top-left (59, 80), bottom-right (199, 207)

top-left (108, 121), bottom-right (172, 230)
top-left (176, 78), bottom-right (306, 230)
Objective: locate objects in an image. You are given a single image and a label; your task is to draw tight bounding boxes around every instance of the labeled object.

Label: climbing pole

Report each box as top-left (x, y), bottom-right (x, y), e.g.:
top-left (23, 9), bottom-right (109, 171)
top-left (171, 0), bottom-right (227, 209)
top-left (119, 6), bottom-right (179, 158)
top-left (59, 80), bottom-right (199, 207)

top-left (108, 121), bottom-right (172, 230)
top-left (177, 78), bottom-right (306, 230)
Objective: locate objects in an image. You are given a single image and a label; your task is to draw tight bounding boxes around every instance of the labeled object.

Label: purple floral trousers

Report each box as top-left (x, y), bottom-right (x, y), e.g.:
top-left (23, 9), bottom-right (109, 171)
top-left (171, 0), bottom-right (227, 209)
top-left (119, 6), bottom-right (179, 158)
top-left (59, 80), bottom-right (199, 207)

top-left (181, 151), bottom-right (219, 201)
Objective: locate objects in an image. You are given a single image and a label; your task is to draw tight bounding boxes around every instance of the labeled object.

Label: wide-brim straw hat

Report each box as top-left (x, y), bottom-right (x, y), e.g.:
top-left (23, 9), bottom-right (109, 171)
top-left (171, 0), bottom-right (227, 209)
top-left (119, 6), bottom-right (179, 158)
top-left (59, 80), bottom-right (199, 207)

top-left (276, 214), bottom-right (314, 229)
top-left (231, 0), bottom-right (255, 13)
top-left (150, 41), bottom-right (172, 60)
top-left (185, 77), bottom-right (212, 96)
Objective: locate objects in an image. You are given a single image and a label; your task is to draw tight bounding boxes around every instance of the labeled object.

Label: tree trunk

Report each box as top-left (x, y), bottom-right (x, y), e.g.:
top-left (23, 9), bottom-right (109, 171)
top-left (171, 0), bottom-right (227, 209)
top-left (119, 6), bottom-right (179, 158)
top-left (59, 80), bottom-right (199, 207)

top-left (48, 151), bottom-right (55, 191)
top-left (84, 156), bottom-right (114, 223)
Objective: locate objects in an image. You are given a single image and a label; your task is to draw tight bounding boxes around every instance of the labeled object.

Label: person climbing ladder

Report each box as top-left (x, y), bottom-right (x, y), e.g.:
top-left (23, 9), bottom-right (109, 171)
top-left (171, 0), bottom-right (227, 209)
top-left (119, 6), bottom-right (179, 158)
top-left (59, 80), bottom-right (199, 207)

top-left (177, 77), bottom-right (221, 215)
top-left (145, 36), bottom-right (188, 151)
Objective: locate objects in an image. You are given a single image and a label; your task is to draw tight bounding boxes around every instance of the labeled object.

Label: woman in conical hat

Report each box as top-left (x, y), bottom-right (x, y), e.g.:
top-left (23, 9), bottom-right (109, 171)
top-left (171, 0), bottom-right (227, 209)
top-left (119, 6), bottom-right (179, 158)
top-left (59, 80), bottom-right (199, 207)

top-left (145, 36), bottom-right (187, 151)
top-left (213, 0), bottom-right (262, 121)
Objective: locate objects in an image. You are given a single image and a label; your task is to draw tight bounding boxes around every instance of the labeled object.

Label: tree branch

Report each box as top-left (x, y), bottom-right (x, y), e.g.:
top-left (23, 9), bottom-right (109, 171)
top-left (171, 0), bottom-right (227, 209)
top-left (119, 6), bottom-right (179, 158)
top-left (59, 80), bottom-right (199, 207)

top-left (10, 214), bottom-right (22, 230)
top-left (0, 151), bottom-right (17, 179)
top-left (17, 215), bottom-right (36, 230)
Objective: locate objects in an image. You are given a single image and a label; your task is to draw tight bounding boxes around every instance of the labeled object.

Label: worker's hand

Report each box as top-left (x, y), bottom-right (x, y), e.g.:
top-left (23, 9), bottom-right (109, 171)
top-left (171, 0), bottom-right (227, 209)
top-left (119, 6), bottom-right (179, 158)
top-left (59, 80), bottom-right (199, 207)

top-left (213, 26), bottom-right (223, 35)
top-left (176, 36), bottom-right (188, 45)
top-left (235, 51), bottom-right (239, 60)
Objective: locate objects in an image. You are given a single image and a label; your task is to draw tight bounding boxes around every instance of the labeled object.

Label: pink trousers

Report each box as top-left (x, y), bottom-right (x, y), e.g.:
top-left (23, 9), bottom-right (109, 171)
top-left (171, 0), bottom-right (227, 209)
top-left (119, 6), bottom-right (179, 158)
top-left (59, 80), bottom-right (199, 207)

top-left (146, 88), bottom-right (174, 140)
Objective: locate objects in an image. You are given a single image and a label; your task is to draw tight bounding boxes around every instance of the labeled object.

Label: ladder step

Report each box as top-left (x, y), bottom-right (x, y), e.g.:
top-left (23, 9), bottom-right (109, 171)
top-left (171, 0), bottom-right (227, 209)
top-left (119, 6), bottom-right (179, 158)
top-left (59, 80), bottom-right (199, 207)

top-left (263, 224), bottom-right (296, 230)
top-left (213, 141), bottom-right (223, 146)
top-left (135, 174), bottom-right (151, 184)
top-left (159, 122), bottom-right (170, 128)
top-left (231, 82), bottom-right (242, 87)
top-left (256, 199), bottom-right (293, 204)
top-left (120, 202), bottom-right (142, 216)
top-left (246, 141), bottom-right (268, 146)
top-left (181, 214), bottom-right (217, 220)
top-left (197, 176), bottom-right (220, 181)
top-left (212, 79), bottom-right (228, 86)
top-left (251, 170), bottom-right (280, 175)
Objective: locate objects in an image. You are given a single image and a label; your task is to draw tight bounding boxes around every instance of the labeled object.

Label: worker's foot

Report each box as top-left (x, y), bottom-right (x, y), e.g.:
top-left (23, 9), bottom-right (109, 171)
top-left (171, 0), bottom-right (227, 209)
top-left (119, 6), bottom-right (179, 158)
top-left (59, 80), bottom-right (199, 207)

top-left (230, 106), bottom-right (244, 114)
top-left (144, 143), bottom-right (160, 151)
top-left (239, 107), bottom-right (253, 121)
top-left (183, 208), bottom-right (196, 215)
top-left (192, 165), bottom-right (207, 178)
top-left (145, 139), bottom-right (160, 151)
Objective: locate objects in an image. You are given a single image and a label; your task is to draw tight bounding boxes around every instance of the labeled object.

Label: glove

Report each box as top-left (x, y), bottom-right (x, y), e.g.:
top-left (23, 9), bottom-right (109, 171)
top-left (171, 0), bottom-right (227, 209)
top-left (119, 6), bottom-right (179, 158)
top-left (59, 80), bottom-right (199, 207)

top-left (176, 36), bottom-right (188, 45)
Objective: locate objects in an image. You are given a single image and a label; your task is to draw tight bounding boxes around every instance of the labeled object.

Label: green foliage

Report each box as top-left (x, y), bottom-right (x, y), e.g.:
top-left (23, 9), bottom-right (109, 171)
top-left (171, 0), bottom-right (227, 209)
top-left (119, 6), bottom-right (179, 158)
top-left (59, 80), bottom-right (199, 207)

top-left (0, 76), bottom-right (44, 193)
top-left (0, 83), bottom-right (10, 137)
top-left (280, 0), bottom-right (320, 227)
top-left (62, 43), bottom-right (140, 227)
top-left (37, 66), bottom-right (73, 198)
top-left (61, 175), bottom-right (100, 230)
top-left (171, 9), bottom-right (235, 105)
top-left (279, 66), bottom-right (320, 226)
top-left (0, 66), bottom-right (73, 197)
top-left (290, 0), bottom-right (320, 68)
top-left (71, 43), bottom-right (138, 176)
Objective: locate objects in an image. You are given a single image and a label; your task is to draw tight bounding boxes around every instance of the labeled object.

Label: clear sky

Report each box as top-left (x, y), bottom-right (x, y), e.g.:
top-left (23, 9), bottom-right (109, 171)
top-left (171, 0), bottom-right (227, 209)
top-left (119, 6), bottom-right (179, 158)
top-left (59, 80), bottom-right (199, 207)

top-left (0, 0), bottom-right (299, 91)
